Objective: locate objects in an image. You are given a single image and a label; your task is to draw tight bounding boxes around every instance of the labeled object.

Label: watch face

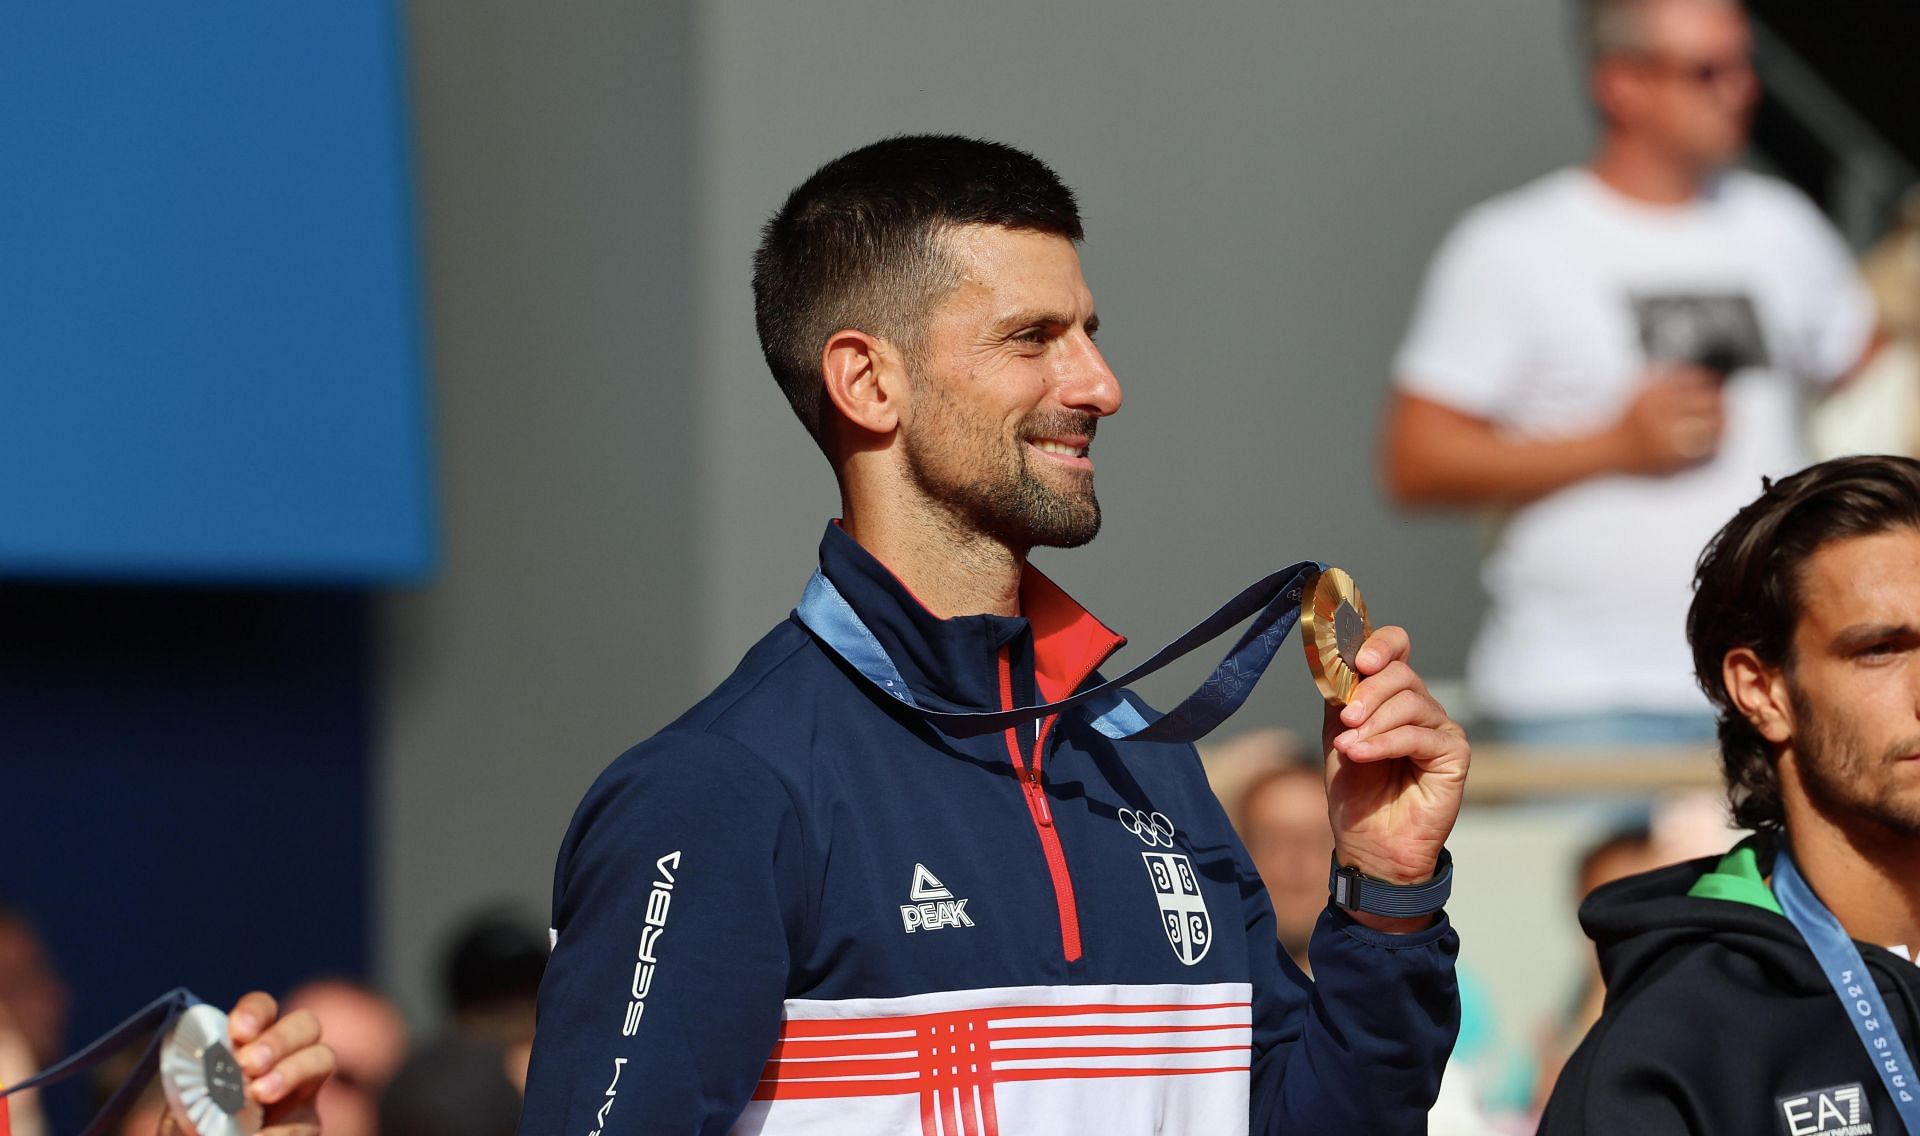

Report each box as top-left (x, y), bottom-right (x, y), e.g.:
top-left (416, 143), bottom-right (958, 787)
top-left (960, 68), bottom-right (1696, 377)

top-left (159, 1005), bottom-right (263, 1136)
top-left (1331, 866), bottom-right (1357, 910)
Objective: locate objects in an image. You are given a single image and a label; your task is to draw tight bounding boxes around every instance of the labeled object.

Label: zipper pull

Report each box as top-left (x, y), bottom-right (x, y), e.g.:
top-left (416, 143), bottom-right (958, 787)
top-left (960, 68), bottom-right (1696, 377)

top-left (1026, 772), bottom-right (1053, 826)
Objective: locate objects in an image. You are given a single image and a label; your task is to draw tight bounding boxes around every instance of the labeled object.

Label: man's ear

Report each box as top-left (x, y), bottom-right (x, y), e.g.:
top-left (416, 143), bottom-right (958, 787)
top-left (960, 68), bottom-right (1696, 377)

top-left (1591, 56), bottom-right (1633, 119)
top-left (821, 328), bottom-right (907, 437)
top-left (1724, 646), bottom-right (1794, 745)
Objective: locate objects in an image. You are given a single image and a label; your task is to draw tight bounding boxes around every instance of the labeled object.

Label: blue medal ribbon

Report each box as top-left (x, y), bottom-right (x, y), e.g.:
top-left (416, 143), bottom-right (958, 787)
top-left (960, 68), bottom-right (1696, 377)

top-left (794, 560), bottom-right (1323, 742)
top-left (1775, 849), bottom-right (1920, 1133)
top-left (0, 987), bottom-right (202, 1136)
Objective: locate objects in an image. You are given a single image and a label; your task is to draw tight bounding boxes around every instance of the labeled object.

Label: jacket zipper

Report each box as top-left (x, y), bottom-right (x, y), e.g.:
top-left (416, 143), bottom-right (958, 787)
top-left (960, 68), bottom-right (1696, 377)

top-left (998, 647), bottom-right (1083, 962)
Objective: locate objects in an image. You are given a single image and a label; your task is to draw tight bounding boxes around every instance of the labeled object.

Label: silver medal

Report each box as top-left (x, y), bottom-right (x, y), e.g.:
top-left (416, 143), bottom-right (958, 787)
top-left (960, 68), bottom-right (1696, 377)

top-left (159, 1004), bottom-right (263, 1136)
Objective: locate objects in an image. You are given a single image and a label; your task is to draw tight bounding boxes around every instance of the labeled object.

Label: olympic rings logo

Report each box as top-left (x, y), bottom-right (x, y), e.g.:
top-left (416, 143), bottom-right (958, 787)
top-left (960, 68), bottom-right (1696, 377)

top-left (1117, 808), bottom-right (1177, 848)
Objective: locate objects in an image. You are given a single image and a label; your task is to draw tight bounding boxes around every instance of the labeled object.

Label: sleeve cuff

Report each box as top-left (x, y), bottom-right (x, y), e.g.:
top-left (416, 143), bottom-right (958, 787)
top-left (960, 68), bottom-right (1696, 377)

top-left (1323, 904), bottom-right (1456, 950)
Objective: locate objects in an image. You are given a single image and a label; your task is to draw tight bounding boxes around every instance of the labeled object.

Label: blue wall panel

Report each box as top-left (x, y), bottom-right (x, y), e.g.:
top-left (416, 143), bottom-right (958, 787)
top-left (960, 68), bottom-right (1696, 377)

top-left (0, 3), bottom-right (434, 581)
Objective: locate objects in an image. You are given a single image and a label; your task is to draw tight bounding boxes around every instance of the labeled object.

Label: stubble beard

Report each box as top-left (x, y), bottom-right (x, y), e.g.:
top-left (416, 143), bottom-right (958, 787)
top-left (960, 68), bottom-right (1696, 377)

top-left (902, 378), bottom-right (1102, 552)
top-left (1790, 678), bottom-right (1920, 839)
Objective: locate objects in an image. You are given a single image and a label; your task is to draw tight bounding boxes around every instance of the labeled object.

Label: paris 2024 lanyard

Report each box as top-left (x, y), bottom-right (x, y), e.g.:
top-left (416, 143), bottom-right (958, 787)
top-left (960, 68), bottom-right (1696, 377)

top-left (1775, 848), bottom-right (1920, 1134)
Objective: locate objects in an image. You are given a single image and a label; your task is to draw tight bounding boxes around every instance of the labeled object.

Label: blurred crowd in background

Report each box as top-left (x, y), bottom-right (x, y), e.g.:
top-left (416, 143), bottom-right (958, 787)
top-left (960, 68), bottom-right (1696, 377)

top-left (3, 0), bottom-right (1918, 1132)
top-left (1201, 729), bottom-right (1737, 1133)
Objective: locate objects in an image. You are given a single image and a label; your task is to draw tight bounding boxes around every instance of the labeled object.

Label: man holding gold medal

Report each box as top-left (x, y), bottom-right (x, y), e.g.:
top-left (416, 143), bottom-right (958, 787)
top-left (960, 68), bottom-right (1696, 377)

top-left (519, 135), bottom-right (1469, 1135)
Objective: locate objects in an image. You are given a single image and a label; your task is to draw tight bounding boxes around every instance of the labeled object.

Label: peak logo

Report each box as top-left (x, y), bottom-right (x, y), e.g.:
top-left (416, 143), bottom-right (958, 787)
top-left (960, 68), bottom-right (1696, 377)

top-left (899, 863), bottom-right (974, 933)
top-left (621, 851), bottom-right (681, 1036)
top-left (1778, 1083), bottom-right (1872, 1136)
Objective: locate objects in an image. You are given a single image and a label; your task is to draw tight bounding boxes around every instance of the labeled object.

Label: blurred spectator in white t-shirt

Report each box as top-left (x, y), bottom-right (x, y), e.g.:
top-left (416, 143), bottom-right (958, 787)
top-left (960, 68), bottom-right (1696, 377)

top-left (1382, 0), bottom-right (1880, 746)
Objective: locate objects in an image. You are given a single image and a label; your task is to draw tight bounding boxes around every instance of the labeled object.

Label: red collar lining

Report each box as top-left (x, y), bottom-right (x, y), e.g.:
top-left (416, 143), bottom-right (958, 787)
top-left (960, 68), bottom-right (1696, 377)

top-left (1020, 562), bottom-right (1127, 704)
top-left (834, 519), bottom-right (1127, 704)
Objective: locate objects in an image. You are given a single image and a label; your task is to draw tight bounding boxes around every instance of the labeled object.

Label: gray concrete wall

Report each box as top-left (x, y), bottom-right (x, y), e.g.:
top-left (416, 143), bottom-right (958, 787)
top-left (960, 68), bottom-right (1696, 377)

top-left (379, 1), bottom-right (703, 1026)
top-left (381, 0), bottom-right (1596, 1042)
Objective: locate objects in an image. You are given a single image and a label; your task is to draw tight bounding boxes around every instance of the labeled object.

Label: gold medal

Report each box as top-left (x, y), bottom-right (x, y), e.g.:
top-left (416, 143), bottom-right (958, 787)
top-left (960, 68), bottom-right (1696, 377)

top-left (1301, 567), bottom-right (1371, 706)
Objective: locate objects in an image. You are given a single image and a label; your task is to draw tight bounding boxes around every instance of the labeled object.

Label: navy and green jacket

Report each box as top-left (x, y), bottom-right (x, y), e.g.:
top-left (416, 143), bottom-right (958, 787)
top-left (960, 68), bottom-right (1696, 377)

top-left (1541, 835), bottom-right (1920, 1134)
top-left (517, 524), bottom-right (1459, 1135)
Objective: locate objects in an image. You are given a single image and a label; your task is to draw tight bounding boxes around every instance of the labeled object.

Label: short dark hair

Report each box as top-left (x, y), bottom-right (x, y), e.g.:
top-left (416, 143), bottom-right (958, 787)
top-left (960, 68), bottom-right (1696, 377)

top-left (442, 907), bottom-right (547, 1015)
top-left (1688, 455), bottom-right (1920, 832)
top-left (751, 135), bottom-right (1083, 447)
top-left (1575, 824), bottom-right (1651, 893)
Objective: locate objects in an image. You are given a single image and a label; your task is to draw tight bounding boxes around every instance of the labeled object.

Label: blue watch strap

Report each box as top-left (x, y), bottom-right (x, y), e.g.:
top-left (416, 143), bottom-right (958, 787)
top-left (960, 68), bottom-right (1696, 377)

top-left (1329, 848), bottom-right (1453, 918)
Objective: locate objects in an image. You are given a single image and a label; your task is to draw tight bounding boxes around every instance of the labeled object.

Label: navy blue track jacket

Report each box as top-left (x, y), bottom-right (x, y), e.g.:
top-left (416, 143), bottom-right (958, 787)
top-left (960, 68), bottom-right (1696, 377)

top-left (519, 524), bottom-right (1460, 1135)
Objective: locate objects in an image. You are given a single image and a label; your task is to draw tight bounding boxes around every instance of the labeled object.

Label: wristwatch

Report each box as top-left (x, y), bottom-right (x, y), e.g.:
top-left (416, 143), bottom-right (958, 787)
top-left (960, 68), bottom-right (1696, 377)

top-left (1328, 849), bottom-right (1453, 919)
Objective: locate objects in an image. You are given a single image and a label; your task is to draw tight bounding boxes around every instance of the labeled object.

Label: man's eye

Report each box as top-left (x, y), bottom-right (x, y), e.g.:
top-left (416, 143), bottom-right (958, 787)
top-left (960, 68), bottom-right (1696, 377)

top-left (1013, 329), bottom-right (1048, 345)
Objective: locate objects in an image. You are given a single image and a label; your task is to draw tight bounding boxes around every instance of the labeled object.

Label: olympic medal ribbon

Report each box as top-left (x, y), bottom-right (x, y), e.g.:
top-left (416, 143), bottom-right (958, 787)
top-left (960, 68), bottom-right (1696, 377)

top-left (1775, 850), bottom-right (1920, 1134)
top-left (795, 560), bottom-right (1322, 742)
top-left (0, 988), bottom-right (197, 1136)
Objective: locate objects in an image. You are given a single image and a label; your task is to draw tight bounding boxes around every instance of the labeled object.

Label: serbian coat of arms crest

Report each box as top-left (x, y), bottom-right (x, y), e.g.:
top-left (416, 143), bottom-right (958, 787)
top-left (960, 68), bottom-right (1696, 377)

top-left (1141, 850), bottom-right (1212, 966)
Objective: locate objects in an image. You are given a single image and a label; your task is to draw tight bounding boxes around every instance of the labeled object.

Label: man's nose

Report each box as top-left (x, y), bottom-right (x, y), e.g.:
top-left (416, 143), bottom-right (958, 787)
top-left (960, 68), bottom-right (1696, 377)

top-left (1058, 335), bottom-right (1123, 418)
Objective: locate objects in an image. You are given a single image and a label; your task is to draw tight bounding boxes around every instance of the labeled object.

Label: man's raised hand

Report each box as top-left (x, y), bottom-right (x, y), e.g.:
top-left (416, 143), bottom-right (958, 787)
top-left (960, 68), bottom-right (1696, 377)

top-left (1321, 624), bottom-right (1470, 931)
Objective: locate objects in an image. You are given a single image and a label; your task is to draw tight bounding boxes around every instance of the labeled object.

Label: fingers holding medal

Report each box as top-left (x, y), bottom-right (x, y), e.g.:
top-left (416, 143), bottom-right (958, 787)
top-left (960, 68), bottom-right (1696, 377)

top-left (1302, 565), bottom-right (1469, 892)
top-left (160, 993), bottom-right (330, 1136)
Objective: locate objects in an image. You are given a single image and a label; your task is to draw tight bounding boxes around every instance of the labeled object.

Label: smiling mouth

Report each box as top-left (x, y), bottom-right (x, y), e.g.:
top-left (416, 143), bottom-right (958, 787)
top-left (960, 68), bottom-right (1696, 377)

top-left (1030, 439), bottom-right (1089, 460)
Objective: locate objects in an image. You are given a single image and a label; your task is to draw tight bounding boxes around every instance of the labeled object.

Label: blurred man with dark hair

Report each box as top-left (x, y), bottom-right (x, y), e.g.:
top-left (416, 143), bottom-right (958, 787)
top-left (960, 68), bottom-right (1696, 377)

top-left (519, 134), bottom-right (1470, 1134)
top-left (1384, 0), bottom-right (1879, 745)
top-left (379, 907), bottom-right (546, 1136)
top-left (441, 908), bottom-right (544, 1050)
top-left (1540, 455), bottom-right (1920, 1133)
